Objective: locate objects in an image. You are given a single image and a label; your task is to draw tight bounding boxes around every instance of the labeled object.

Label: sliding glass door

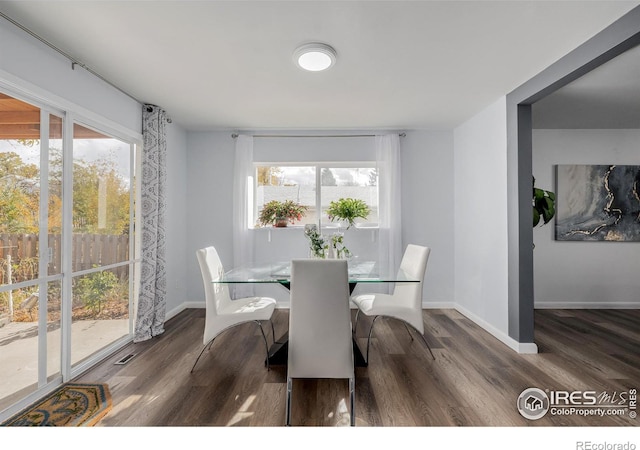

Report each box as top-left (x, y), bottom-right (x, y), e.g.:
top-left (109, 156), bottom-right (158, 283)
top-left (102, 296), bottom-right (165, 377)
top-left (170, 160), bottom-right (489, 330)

top-left (69, 123), bottom-right (134, 370)
top-left (0, 96), bottom-right (63, 409)
top-left (0, 91), bottom-right (138, 415)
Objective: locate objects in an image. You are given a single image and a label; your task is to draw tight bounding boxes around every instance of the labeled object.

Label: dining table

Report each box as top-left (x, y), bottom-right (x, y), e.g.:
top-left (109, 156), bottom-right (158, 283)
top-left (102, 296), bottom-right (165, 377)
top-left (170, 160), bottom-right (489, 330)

top-left (212, 258), bottom-right (420, 367)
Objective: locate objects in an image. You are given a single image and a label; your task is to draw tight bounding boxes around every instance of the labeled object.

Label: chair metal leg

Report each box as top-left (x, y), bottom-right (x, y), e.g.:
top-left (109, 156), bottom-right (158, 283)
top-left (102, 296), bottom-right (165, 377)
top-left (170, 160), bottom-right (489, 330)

top-left (349, 377), bottom-right (355, 427)
top-left (364, 316), bottom-right (436, 362)
top-left (256, 320), bottom-right (271, 371)
top-left (365, 316), bottom-right (381, 364)
top-left (191, 320), bottom-right (275, 373)
top-left (403, 322), bottom-right (414, 341)
top-left (285, 377), bottom-right (293, 426)
top-left (269, 319), bottom-right (276, 344)
top-left (403, 321), bottom-right (436, 360)
top-left (190, 337), bottom-right (216, 373)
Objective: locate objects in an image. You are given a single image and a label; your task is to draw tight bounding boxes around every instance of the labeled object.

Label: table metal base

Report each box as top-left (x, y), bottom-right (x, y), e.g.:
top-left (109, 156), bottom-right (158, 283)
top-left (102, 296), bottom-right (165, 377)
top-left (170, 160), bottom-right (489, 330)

top-left (266, 282), bottom-right (368, 367)
top-left (266, 332), bottom-right (368, 367)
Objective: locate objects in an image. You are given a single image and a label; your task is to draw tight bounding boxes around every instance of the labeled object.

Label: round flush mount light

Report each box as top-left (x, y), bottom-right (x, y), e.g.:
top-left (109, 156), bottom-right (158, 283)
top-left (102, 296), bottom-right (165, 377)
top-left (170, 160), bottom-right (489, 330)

top-left (293, 43), bottom-right (337, 72)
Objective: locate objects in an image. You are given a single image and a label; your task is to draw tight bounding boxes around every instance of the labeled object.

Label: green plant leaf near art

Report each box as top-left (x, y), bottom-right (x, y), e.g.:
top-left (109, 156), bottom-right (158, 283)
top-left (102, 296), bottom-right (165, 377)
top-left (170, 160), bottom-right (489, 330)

top-left (533, 176), bottom-right (556, 227)
top-left (326, 198), bottom-right (371, 229)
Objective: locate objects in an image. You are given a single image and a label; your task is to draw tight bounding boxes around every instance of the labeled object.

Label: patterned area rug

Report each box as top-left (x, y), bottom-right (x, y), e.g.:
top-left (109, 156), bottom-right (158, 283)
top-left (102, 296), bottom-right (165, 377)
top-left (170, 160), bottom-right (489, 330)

top-left (1, 383), bottom-right (112, 426)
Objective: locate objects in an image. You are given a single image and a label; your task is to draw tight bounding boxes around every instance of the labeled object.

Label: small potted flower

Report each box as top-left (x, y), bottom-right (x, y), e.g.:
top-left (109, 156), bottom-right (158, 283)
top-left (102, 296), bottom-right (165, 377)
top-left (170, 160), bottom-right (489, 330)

top-left (258, 200), bottom-right (308, 227)
top-left (326, 198), bottom-right (371, 229)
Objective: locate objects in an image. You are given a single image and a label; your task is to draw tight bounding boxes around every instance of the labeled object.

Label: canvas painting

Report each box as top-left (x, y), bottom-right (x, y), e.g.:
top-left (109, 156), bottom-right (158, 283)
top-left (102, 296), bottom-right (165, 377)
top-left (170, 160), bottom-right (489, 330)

top-left (555, 164), bottom-right (640, 241)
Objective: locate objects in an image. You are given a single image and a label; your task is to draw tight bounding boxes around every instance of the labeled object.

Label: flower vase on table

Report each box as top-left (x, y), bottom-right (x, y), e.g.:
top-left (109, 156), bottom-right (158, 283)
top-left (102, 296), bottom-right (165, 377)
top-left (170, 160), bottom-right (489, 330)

top-left (304, 224), bottom-right (328, 259)
top-left (330, 232), bottom-right (351, 260)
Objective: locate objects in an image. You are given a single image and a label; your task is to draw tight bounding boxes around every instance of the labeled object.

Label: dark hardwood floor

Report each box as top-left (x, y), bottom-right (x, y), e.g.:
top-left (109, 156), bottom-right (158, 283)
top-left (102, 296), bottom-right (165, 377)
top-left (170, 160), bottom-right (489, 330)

top-left (76, 308), bottom-right (640, 427)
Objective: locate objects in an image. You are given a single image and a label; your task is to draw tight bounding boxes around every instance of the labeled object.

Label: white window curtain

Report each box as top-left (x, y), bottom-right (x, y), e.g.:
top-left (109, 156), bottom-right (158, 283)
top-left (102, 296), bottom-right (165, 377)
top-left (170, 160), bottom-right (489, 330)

top-left (232, 134), bottom-right (255, 297)
top-left (376, 134), bottom-right (402, 293)
top-left (134, 104), bottom-right (168, 342)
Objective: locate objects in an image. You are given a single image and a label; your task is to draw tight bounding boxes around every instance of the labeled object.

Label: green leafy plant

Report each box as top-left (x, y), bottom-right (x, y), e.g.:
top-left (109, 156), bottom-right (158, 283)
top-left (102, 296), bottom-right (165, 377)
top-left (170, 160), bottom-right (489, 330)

top-left (257, 200), bottom-right (308, 227)
top-left (74, 269), bottom-right (119, 314)
top-left (304, 224), bottom-right (328, 258)
top-left (326, 198), bottom-right (371, 229)
top-left (533, 176), bottom-right (556, 227)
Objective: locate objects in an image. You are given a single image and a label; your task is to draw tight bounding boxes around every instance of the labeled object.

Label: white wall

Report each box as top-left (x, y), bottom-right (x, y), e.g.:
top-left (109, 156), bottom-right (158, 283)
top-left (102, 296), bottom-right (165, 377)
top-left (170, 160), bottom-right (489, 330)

top-left (402, 131), bottom-right (455, 306)
top-left (533, 129), bottom-right (640, 308)
top-left (185, 130), bottom-right (456, 307)
top-left (453, 98), bottom-right (510, 337)
top-left (0, 17), bottom-right (140, 133)
top-left (164, 123), bottom-right (189, 316)
top-left (186, 132), bottom-right (236, 303)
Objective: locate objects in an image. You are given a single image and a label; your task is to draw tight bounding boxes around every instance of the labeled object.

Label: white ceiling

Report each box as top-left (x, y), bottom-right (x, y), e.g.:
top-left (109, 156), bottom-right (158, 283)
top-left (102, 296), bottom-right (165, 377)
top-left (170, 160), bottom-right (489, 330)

top-left (0, 1), bottom-right (638, 131)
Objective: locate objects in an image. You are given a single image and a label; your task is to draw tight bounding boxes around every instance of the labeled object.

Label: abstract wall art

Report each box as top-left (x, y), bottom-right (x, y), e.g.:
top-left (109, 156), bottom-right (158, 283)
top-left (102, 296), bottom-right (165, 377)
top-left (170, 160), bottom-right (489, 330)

top-left (555, 164), bottom-right (640, 241)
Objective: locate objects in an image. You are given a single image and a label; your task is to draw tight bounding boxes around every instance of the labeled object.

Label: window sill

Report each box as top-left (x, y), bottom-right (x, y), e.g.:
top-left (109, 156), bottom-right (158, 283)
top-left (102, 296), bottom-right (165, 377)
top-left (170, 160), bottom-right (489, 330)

top-left (250, 224), bottom-right (379, 231)
top-left (251, 225), bottom-right (306, 231)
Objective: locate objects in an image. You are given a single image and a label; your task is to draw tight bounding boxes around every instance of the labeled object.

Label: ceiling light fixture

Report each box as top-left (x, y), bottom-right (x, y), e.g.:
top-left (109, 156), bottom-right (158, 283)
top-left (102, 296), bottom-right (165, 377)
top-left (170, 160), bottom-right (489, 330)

top-left (293, 43), bottom-right (337, 72)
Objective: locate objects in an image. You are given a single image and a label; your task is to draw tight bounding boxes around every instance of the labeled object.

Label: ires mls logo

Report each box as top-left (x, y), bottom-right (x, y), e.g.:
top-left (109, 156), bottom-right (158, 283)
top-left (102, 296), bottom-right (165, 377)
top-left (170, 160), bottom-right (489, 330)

top-left (517, 387), bottom-right (637, 420)
top-left (517, 388), bottom-right (550, 420)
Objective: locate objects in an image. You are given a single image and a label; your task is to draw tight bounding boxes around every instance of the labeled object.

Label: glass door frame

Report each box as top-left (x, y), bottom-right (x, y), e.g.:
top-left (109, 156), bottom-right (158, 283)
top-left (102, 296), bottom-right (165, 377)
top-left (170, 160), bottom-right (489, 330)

top-left (0, 83), bottom-right (142, 418)
top-left (63, 113), bottom-right (141, 380)
top-left (0, 96), bottom-right (67, 413)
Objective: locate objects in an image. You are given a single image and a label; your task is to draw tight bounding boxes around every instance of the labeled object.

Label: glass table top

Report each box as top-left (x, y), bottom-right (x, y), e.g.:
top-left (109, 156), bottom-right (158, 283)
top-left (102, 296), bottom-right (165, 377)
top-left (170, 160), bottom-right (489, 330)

top-left (213, 259), bottom-right (419, 284)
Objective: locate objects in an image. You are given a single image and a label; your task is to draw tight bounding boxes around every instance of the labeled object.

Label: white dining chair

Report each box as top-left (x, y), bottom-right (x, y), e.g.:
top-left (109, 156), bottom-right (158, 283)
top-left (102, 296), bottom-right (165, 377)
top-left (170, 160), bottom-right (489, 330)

top-left (351, 244), bottom-right (435, 363)
top-left (191, 246), bottom-right (277, 372)
top-left (285, 259), bottom-right (355, 426)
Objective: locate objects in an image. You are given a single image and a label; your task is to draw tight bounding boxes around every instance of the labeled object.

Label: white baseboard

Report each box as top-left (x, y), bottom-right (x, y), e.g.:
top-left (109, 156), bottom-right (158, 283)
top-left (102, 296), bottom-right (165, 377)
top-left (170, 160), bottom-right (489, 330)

top-left (535, 302), bottom-right (640, 309)
top-left (453, 304), bottom-right (538, 354)
top-left (177, 299), bottom-right (538, 354)
top-left (422, 301), bottom-right (456, 309)
top-left (165, 302), bottom-right (202, 321)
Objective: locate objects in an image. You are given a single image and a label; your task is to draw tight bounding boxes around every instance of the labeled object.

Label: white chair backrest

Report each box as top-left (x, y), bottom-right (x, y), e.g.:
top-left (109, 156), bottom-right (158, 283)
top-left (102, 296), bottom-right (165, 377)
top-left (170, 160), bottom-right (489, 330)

top-left (393, 244), bottom-right (431, 310)
top-left (196, 246), bottom-right (232, 319)
top-left (288, 259), bottom-right (353, 379)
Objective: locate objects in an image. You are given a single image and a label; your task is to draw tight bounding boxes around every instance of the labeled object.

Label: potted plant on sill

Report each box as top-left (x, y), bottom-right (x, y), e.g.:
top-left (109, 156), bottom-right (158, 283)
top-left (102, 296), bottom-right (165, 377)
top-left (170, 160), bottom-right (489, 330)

top-left (326, 197), bottom-right (371, 230)
top-left (257, 200), bottom-right (308, 228)
top-left (324, 198), bottom-right (370, 259)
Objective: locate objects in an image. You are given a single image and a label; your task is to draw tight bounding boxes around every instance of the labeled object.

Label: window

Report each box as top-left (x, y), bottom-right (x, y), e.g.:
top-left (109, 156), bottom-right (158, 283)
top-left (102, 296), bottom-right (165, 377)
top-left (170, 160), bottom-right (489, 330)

top-left (254, 163), bottom-right (378, 228)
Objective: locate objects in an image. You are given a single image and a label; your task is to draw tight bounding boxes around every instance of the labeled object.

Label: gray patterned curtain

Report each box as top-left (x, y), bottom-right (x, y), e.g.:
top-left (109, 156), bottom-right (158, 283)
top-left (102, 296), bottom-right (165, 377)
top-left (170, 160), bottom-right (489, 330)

top-left (134, 104), bottom-right (168, 342)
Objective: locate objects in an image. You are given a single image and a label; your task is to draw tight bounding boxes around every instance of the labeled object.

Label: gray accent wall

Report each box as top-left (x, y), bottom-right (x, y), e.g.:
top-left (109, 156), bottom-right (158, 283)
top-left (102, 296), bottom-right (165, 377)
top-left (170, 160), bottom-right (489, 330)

top-left (506, 5), bottom-right (640, 345)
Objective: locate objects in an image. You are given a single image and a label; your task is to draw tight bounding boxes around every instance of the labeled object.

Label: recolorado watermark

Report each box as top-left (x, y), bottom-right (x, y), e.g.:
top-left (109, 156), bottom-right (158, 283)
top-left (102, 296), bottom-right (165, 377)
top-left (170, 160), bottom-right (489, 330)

top-left (576, 442), bottom-right (636, 450)
top-left (517, 387), bottom-right (637, 421)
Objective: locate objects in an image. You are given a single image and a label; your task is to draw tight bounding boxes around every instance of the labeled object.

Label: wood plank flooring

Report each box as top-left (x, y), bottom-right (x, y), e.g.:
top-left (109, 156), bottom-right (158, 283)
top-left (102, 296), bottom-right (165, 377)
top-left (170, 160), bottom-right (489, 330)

top-left (75, 308), bottom-right (640, 427)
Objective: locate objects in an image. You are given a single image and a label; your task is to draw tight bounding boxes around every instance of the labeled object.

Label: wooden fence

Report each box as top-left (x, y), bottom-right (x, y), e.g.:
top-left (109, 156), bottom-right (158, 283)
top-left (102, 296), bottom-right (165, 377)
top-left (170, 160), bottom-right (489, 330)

top-left (0, 233), bottom-right (130, 283)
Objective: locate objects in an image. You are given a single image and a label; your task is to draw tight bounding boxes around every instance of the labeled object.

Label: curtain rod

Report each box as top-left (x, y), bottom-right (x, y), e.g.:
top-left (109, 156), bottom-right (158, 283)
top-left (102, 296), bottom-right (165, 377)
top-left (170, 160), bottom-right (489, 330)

top-left (231, 133), bottom-right (406, 139)
top-left (0, 11), bottom-right (143, 106)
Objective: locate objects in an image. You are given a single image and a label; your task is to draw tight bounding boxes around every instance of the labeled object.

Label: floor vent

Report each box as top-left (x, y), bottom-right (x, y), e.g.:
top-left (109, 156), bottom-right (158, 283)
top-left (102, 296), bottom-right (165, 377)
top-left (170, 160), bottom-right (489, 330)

top-left (115, 354), bottom-right (136, 365)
